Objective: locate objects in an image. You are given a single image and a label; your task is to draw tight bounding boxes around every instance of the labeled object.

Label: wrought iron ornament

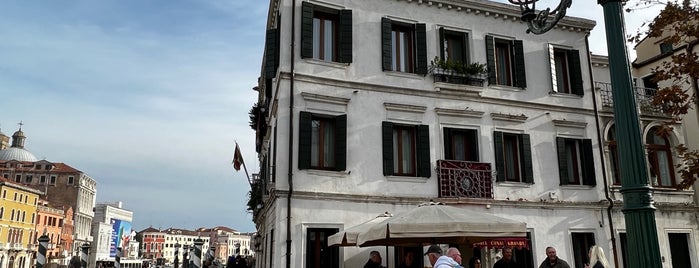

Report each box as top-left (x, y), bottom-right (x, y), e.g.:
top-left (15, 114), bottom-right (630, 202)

top-left (508, 0), bottom-right (573, 34)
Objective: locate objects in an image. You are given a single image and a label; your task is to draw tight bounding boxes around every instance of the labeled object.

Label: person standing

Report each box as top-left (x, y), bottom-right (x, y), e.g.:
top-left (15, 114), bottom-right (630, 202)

top-left (585, 245), bottom-right (611, 268)
top-left (494, 248), bottom-right (521, 268)
top-left (468, 248), bottom-right (482, 268)
top-left (446, 248), bottom-right (464, 267)
top-left (363, 251), bottom-right (385, 268)
top-left (425, 245), bottom-right (462, 268)
top-left (539, 247), bottom-right (571, 268)
top-left (398, 250), bottom-right (420, 268)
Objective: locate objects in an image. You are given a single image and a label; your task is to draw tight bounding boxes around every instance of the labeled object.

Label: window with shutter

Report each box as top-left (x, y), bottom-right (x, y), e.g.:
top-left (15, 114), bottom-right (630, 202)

top-left (301, 3), bottom-right (352, 63)
top-left (298, 112), bottom-right (347, 171)
top-left (381, 18), bottom-right (427, 74)
top-left (486, 36), bottom-right (526, 88)
top-left (443, 128), bottom-right (478, 161)
top-left (494, 131), bottom-right (533, 183)
top-left (383, 122), bottom-right (430, 177)
top-left (556, 137), bottom-right (596, 186)
top-left (548, 44), bottom-right (583, 95)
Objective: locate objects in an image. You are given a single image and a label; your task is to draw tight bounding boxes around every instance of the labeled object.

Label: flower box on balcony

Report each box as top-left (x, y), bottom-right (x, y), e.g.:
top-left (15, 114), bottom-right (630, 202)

top-left (429, 57), bottom-right (488, 87)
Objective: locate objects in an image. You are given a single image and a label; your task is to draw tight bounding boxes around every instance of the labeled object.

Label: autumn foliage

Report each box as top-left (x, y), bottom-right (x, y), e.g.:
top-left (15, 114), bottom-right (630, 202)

top-left (629, 0), bottom-right (699, 189)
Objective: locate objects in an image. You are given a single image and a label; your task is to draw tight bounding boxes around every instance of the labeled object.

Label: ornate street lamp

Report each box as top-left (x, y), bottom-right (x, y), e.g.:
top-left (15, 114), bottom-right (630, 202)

top-left (506, 0), bottom-right (662, 267)
top-left (507, 0), bottom-right (572, 34)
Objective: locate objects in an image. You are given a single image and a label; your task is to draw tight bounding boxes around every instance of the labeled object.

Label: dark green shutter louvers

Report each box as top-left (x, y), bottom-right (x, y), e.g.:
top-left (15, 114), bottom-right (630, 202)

top-left (521, 134), bottom-right (533, 183)
top-left (469, 129), bottom-right (480, 162)
top-left (438, 27), bottom-right (445, 60)
top-left (415, 23), bottom-right (427, 75)
top-left (382, 121), bottom-right (394, 175)
top-left (568, 49), bottom-right (584, 96)
top-left (298, 112), bottom-right (313, 169)
top-left (339, 10), bottom-right (353, 63)
top-left (443, 128), bottom-right (453, 160)
top-left (582, 139), bottom-right (596, 186)
top-left (493, 131), bottom-right (505, 181)
top-left (334, 114), bottom-right (347, 171)
top-left (417, 125), bottom-right (431, 177)
top-left (485, 35), bottom-right (496, 85)
top-left (514, 40), bottom-right (527, 88)
top-left (556, 137), bottom-right (569, 185)
top-left (381, 18), bottom-right (393, 71)
top-left (264, 28), bottom-right (279, 78)
top-left (300, 2), bottom-right (314, 59)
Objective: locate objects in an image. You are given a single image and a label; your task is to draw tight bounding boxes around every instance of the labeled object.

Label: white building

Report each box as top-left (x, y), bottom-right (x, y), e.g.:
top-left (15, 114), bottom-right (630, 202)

top-left (162, 228), bottom-right (209, 265)
top-left (251, 1), bottom-right (698, 268)
top-left (90, 202), bottom-right (135, 267)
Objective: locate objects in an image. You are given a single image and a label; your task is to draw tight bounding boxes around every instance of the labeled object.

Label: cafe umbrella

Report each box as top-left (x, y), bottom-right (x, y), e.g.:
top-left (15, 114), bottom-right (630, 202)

top-left (356, 202), bottom-right (527, 247)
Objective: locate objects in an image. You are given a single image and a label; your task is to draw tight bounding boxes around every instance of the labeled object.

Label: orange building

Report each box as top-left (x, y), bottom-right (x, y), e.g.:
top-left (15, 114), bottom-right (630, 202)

top-left (35, 200), bottom-right (65, 264)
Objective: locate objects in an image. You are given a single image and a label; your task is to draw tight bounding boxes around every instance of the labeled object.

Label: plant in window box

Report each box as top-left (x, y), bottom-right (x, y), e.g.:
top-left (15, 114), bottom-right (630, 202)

top-left (428, 56), bottom-right (488, 86)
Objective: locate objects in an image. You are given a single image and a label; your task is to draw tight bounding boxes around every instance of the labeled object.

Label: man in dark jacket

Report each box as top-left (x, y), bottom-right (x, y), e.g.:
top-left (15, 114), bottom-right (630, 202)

top-left (539, 247), bottom-right (571, 268)
top-left (494, 248), bottom-right (521, 268)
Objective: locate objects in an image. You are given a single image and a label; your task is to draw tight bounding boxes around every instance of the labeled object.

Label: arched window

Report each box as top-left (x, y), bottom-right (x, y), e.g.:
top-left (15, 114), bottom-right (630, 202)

top-left (646, 127), bottom-right (675, 187)
top-left (607, 125), bottom-right (621, 185)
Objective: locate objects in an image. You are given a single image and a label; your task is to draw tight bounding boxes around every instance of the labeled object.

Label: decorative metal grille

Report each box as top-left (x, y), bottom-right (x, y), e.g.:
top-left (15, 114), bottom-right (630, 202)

top-left (595, 81), bottom-right (665, 114)
top-left (437, 160), bottom-right (493, 198)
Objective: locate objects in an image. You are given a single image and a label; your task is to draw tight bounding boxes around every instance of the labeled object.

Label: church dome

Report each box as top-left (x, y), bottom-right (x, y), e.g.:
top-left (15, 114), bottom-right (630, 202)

top-left (0, 147), bottom-right (38, 162)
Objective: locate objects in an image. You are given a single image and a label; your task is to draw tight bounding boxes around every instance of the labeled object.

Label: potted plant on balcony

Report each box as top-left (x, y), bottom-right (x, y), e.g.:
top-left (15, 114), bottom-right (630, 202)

top-left (429, 57), bottom-right (488, 86)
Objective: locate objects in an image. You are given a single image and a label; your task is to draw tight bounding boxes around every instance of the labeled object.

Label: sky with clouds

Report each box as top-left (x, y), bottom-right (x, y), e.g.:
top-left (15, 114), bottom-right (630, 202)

top-left (0, 1), bottom-right (661, 233)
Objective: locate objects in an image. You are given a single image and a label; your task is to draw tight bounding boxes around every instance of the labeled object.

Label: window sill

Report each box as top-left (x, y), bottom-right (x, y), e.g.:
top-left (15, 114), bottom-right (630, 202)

top-left (386, 176), bottom-right (429, 183)
top-left (560, 185), bottom-right (595, 190)
top-left (434, 82), bottom-right (484, 95)
top-left (548, 92), bottom-right (583, 99)
top-left (496, 181), bottom-right (532, 187)
top-left (610, 185), bottom-right (693, 196)
top-left (385, 71), bottom-right (425, 80)
top-left (306, 169), bottom-right (349, 178)
top-left (489, 85), bottom-right (525, 92)
top-left (303, 58), bottom-right (349, 69)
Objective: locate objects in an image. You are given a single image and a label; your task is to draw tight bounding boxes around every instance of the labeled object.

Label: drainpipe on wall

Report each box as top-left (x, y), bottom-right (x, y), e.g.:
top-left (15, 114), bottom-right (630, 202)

top-left (585, 33), bottom-right (620, 268)
top-left (286, 0), bottom-right (296, 268)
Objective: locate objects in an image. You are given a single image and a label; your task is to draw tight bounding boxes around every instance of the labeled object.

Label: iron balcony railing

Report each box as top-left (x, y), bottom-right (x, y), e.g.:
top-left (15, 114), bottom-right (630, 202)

top-left (436, 160), bottom-right (493, 199)
top-left (595, 81), bottom-right (665, 114)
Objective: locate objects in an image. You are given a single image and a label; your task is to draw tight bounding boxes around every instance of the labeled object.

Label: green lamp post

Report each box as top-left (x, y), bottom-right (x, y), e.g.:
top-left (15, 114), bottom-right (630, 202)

top-left (506, 0), bottom-right (663, 267)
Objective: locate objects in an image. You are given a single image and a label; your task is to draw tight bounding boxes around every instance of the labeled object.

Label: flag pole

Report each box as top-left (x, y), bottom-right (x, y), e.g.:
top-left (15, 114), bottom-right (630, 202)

top-left (234, 141), bottom-right (254, 188)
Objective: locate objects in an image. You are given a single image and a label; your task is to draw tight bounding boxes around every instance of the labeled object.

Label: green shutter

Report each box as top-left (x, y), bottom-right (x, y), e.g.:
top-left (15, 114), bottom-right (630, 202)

top-left (417, 125), bottom-right (431, 178)
top-left (381, 18), bottom-right (393, 71)
top-left (382, 121), bottom-right (394, 175)
top-left (443, 128), bottom-right (453, 160)
top-left (300, 2), bottom-right (314, 59)
top-left (493, 131), bottom-right (505, 181)
top-left (264, 28), bottom-right (279, 78)
top-left (521, 134), bottom-right (533, 183)
top-left (548, 44), bottom-right (558, 93)
top-left (338, 10), bottom-right (353, 63)
top-left (334, 114), bottom-right (347, 171)
top-left (568, 49), bottom-right (584, 96)
top-left (556, 137), bottom-right (569, 185)
top-left (298, 112), bottom-right (313, 169)
top-left (582, 139), bottom-right (596, 186)
top-left (415, 23), bottom-right (428, 75)
top-left (514, 40), bottom-right (527, 88)
top-left (485, 35), bottom-right (496, 85)
top-left (438, 27), bottom-right (445, 60)
top-left (468, 129), bottom-right (480, 161)
top-left (461, 32), bottom-right (469, 64)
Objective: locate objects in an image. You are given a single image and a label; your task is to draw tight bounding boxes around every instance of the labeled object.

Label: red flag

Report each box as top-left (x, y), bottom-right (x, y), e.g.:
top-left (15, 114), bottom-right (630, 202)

top-left (233, 143), bottom-right (244, 171)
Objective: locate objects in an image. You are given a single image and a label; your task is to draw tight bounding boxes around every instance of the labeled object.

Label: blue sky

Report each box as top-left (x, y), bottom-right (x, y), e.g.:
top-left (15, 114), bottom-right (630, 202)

top-left (0, 1), bottom-right (660, 233)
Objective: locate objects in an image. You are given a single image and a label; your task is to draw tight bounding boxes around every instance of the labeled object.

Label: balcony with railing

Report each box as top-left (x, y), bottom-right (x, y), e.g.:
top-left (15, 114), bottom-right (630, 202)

top-left (595, 81), bottom-right (666, 114)
top-left (436, 160), bottom-right (493, 199)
